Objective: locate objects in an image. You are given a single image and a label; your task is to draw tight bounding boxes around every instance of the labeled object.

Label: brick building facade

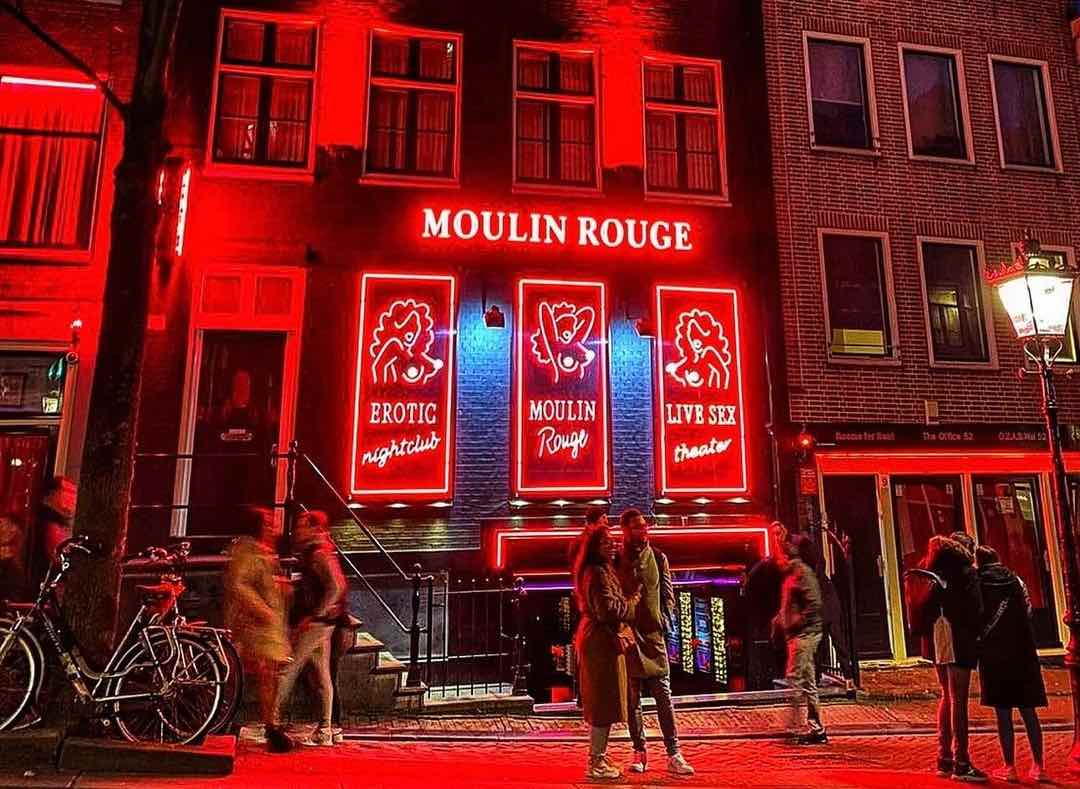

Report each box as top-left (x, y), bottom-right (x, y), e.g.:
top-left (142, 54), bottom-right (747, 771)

top-left (763, 1), bottom-right (1080, 661)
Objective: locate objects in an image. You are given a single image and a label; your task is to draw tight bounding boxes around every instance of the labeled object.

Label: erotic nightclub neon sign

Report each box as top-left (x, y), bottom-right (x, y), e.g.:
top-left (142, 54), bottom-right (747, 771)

top-left (421, 207), bottom-right (693, 252)
top-left (655, 286), bottom-right (747, 495)
top-left (350, 274), bottom-right (456, 499)
top-left (514, 279), bottom-right (610, 496)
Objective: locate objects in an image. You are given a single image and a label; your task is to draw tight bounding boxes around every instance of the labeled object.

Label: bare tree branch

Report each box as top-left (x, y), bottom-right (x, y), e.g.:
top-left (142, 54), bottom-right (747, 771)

top-left (0, 0), bottom-right (129, 118)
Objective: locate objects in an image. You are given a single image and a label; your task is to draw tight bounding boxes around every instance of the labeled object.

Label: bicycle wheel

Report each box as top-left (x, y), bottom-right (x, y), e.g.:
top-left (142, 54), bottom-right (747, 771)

top-left (0, 624), bottom-right (38, 731)
top-left (109, 631), bottom-right (222, 745)
top-left (207, 635), bottom-right (243, 734)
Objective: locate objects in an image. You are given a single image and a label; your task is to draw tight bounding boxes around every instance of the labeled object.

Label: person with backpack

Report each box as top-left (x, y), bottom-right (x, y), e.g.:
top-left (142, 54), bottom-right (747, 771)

top-left (617, 509), bottom-right (694, 776)
top-left (909, 532), bottom-right (986, 783)
top-left (976, 545), bottom-right (1050, 784)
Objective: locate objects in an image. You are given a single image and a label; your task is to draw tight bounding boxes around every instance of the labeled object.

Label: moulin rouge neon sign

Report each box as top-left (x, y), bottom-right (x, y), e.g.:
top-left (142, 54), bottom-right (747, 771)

top-left (655, 286), bottom-right (748, 496)
top-left (514, 279), bottom-right (610, 496)
top-left (421, 207), bottom-right (693, 252)
top-left (350, 274), bottom-right (456, 500)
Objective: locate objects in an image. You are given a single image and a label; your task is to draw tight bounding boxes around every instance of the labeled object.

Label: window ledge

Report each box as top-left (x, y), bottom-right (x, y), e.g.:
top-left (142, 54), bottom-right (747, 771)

top-left (908, 154), bottom-right (976, 167)
top-left (512, 181), bottom-right (603, 198)
top-left (1001, 163), bottom-right (1064, 175)
top-left (826, 354), bottom-right (903, 368)
top-left (810, 143), bottom-right (882, 158)
top-left (928, 359), bottom-right (999, 371)
top-left (0, 247), bottom-right (92, 265)
top-left (645, 191), bottom-right (731, 208)
top-left (203, 162), bottom-right (315, 183)
top-left (359, 172), bottom-right (461, 189)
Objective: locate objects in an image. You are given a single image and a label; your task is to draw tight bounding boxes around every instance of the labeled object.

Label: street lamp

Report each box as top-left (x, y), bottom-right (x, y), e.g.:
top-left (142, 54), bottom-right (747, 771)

top-left (990, 234), bottom-right (1080, 768)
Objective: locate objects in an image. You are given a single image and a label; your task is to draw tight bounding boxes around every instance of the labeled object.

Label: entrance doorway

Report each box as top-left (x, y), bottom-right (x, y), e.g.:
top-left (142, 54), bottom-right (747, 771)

top-left (823, 475), bottom-right (891, 659)
top-left (0, 432), bottom-right (51, 601)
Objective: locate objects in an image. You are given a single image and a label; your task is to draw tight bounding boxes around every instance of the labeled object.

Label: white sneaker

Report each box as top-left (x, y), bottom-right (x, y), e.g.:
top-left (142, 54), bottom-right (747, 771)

top-left (303, 726), bottom-right (336, 747)
top-left (668, 752), bottom-right (695, 776)
top-left (585, 756), bottom-right (621, 781)
top-left (629, 750), bottom-right (647, 773)
top-left (331, 727), bottom-right (344, 744)
top-left (1029, 764), bottom-right (1052, 784)
top-left (991, 766), bottom-right (1018, 783)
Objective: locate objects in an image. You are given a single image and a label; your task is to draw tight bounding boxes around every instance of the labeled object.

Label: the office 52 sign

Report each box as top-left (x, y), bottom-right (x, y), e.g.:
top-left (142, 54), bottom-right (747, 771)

top-left (514, 279), bottom-right (610, 496)
top-left (351, 273), bottom-right (457, 500)
top-left (655, 286), bottom-right (747, 496)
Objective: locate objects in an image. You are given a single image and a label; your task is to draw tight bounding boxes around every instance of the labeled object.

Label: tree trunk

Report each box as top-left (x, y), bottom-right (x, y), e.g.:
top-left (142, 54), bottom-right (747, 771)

top-left (64, 0), bottom-right (182, 663)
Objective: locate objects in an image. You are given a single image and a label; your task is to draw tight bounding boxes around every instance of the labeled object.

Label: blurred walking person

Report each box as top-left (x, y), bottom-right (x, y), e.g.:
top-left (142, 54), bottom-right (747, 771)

top-left (774, 536), bottom-right (827, 745)
top-left (618, 509), bottom-right (694, 776)
top-left (224, 507), bottom-right (293, 753)
top-left (277, 510), bottom-right (346, 747)
top-left (976, 545), bottom-right (1050, 784)
top-left (573, 523), bottom-right (640, 781)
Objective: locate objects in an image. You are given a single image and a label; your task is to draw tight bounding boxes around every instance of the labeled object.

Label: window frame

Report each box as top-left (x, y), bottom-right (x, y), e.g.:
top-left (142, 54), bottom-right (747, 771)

top-left (897, 44), bottom-right (974, 165)
top-left (801, 31), bottom-right (880, 156)
top-left (640, 52), bottom-right (729, 206)
top-left (987, 55), bottom-right (1063, 174)
top-left (915, 237), bottom-right (998, 369)
top-left (512, 40), bottom-right (603, 196)
top-left (0, 66), bottom-right (109, 263)
top-left (205, 8), bottom-right (321, 181)
top-left (360, 24), bottom-right (464, 188)
top-left (817, 228), bottom-right (901, 365)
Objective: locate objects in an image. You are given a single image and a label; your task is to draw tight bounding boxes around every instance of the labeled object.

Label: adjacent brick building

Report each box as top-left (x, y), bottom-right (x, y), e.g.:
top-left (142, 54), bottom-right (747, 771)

top-left (763, 0), bottom-right (1080, 661)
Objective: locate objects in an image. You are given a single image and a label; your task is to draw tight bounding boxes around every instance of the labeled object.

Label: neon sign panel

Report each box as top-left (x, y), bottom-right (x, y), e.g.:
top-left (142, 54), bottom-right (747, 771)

top-left (514, 279), bottom-right (610, 496)
top-left (655, 285), bottom-right (747, 495)
top-left (350, 273), bottom-right (457, 500)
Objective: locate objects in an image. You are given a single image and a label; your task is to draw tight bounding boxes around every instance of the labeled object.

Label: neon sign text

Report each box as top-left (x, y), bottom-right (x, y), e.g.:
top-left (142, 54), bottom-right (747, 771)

top-left (422, 208), bottom-right (692, 252)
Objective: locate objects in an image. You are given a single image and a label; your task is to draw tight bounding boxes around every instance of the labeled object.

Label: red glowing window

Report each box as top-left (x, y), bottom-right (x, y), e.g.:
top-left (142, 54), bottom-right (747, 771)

top-left (513, 42), bottom-right (600, 193)
top-left (642, 56), bottom-right (727, 204)
top-left (654, 286), bottom-right (748, 496)
top-left (362, 27), bottom-right (463, 185)
top-left (513, 278), bottom-right (610, 497)
top-left (207, 10), bottom-right (319, 174)
top-left (0, 74), bottom-right (104, 255)
top-left (350, 273), bottom-right (457, 501)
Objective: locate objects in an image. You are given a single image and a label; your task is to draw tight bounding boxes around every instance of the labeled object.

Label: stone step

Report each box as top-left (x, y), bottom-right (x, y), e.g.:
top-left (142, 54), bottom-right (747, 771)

top-left (348, 631), bottom-right (384, 655)
top-left (0, 728), bottom-right (62, 770)
top-left (371, 650), bottom-right (408, 676)
top-left (394, 681), bottom-right (427, 699)
top-left (57, 734), bottom-right (236, 776)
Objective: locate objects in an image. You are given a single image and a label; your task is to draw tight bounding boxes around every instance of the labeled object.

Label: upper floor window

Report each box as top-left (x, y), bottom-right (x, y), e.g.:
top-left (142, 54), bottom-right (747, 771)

top-left (363, 26), bottom-right (462, 184)
top-left (208, 11), bottom-right (319, 175)
top-left (918, 240), bottom-right (992, 365)
top-left (0, 75), bottom-right (105, 257)
top-left (642, 55), bottom-right (727, 203)
top-left (990, 57), bottom-right (1059, 170)
top-left (513, 42), bottom-right (600, 192)
top-left (819, 231), bottom-right (896, 359)
top-left (804, 35), bottom-right (877, 151)
top-left (900, 47), bottom-right (971, 161)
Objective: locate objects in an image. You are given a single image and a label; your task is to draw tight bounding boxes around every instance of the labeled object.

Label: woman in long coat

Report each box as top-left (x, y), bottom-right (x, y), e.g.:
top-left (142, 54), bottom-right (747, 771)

top-left (573, 524), bottom-right (639, 781)
top-left (977, 545), bottom-right (1050, 784)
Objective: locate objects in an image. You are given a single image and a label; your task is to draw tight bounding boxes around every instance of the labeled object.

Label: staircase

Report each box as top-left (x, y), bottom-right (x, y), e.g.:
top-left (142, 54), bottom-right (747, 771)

top-left (338, 627), bottom-right (427, 714)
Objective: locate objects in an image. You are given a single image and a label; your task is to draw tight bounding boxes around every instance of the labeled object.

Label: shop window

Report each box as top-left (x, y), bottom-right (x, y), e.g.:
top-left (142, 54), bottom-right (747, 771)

top-left (642, 56), bottom-right (727, 203)
top-left (0, 352), bottom-right (69, 418)
top-left (363, 27), bottom-right (462, 184)
top-left (0, 75), bottom-right (105, 255)
top-left (919, 241), bottom-right (990, 364)
top-left (990, 57), bottom-right (1058, 169)
top-left (820, 232), bottom-right (895, 358)
top-left (513, 43), bottom-right (600, 191)
top-left (208, 11), bottom-right (319, 173)
top-left (973, 476), bottom-right (1060, 647)
top-left (804, 35), bottom-right (876, 151)
top-left (900, 48), bottom-right (969, 161)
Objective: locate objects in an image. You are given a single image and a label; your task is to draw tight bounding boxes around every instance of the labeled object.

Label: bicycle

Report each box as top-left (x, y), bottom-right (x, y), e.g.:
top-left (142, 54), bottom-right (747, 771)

top-left (0, 535), bottom-right (222, 745)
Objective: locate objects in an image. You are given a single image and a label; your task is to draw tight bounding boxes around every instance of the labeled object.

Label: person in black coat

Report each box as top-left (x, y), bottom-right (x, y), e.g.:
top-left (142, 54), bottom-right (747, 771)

top-left (976, 546), bottom-right (1050, 784)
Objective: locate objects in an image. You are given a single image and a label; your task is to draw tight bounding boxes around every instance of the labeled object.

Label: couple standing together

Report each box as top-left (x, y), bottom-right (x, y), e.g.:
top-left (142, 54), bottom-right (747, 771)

top-left (571, 507), bottom-right (695, 781)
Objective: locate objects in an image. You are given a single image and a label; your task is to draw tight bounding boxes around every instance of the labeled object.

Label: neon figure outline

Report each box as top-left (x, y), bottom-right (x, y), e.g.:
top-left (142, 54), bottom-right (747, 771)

top-left (529, 301), bottom-right (596, 383)
top-left (369, 298), bottom-right (445, 385)
top-left (664, 308), bottom-right (732, 390)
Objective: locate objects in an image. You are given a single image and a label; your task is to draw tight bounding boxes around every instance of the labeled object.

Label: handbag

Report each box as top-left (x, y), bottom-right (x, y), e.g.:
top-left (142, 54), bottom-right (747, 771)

top-left (613, 622), bottom-right (637, 655)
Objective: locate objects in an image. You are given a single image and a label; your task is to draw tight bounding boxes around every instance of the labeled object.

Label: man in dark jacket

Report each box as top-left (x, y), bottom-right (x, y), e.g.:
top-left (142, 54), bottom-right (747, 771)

top-left (618, 509), bottom-right (694, 776)
top-left (775, 539), bottom-right (826, 744)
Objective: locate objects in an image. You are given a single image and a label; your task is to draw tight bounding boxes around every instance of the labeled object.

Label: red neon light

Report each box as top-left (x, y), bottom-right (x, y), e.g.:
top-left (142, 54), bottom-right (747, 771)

top-left (654, 285), bottom-right (748, 496)
top-left (174, 166), bottom-right (191, 256)
top-left (816, 450), bottom-right (1054, 476)
top-left (0, 76), bottom-right (96, 90)
top-left (350, 273), bottom-right (457, 500)
top-left (514, 279), bottom-right (610, 496)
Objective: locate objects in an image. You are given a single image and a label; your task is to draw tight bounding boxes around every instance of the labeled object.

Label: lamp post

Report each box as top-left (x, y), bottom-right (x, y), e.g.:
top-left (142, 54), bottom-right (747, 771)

top-left (989, 234), bottom-right (1080, 768)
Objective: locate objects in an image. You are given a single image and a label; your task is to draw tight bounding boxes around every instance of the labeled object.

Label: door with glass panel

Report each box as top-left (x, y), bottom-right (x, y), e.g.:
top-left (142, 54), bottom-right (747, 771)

top-left (973, 476), bottom-right (1060, 647)
top-left (890, 476), bottom-right (964, 656)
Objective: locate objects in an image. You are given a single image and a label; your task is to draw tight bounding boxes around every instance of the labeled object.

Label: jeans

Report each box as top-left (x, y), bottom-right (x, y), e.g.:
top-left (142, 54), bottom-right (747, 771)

top-left (627, 673), bottom-right (680, 756)
top-left (276, 622), bottom-right (334, 728)
top-left (589, 725), bottom-right (611, 761)
top-left (786, 631), bottom-right (824, 735)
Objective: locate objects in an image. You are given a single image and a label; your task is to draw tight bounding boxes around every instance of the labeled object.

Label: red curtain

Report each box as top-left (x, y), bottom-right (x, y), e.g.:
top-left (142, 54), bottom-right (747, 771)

top-left (416, 91), bottom-right (452, 173)
top-left (370, 88), bottom-right (407, 170)
top-left (559, 56), bottom-right (592, 93)
top-left (517, 52), bottom-right (550, 91)
top-left (215, 74), bottom-right (260, 160)
top-left (685, 114), bottom-right (718, 192)
top-left (419, 39), bottom-right (454, 81)
top-left (267, 78), bottom-right (310, 164)
top-left (0, 80), bottom-right (102, 249)
top-left (644, 64), bottom-right (676, 101)
top-left (558, 104), bottom-right (593, 183)
top-left (516, 100), bottom-right (549, 180)
top-left (645, 111), bottom-right (678, 189)
top-left (374, 35), bottom-right (409, 76)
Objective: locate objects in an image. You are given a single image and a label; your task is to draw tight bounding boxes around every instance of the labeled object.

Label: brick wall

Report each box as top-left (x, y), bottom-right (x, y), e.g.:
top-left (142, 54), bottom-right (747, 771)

top-left (762, 0), bottom-right (1080, 425)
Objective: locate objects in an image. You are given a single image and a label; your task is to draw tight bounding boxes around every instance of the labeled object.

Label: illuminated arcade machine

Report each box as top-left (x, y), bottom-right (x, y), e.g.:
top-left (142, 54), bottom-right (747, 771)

top-left (481, 282), bottom-right (772, 701)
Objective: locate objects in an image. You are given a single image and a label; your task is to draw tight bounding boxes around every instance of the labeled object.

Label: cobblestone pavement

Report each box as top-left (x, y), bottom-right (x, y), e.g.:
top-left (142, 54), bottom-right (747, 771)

top-left (66, 729), bottom-right (1080, 788)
